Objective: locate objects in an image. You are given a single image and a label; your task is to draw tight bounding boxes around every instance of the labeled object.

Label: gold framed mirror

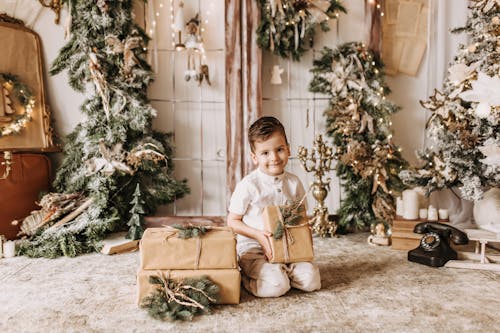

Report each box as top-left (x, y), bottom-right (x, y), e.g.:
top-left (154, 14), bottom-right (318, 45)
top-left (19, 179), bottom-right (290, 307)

top-left (0, 14), bottom-right (57, 152)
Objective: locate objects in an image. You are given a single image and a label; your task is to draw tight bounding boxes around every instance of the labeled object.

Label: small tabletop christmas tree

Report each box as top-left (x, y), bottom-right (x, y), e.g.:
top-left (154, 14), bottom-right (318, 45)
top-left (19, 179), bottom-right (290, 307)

top-left (127, 184), bottom-right (146, 240)
top-left (309, 42), bottom-right (408, 231)
top-left (400, 0), bottom-right (500, 201)
top-left (19, 0), bottom-right (188, 257)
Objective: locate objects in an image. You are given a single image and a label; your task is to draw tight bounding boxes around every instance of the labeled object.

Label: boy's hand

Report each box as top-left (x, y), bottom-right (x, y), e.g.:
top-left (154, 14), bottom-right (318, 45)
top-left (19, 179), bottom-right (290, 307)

top-left (256, 230), bottom-right (273, 261)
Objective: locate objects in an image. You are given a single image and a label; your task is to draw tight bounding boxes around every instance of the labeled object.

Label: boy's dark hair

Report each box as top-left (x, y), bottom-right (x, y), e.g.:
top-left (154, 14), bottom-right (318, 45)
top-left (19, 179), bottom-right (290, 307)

top-left (248, 116), bottom-right (288, 152)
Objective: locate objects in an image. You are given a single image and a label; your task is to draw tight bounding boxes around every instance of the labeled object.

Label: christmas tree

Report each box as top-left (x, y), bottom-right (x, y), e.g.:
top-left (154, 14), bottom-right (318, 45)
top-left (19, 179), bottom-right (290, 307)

top-left (309, 42), bottom-right (407, 231)
top-left (400, 0), bottom-right (500, 201)
top-left (19, 0), bottom-right (188, 258)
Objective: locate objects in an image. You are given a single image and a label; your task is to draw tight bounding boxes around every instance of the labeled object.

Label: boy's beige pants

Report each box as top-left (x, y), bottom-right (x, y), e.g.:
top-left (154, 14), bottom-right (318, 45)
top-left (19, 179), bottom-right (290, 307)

top-left (239, 249), bottom-right (321, 298)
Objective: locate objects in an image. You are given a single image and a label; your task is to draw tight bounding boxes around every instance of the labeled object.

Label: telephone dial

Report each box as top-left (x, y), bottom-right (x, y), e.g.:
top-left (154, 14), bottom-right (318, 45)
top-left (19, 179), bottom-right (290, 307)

top-left (408, 222), bottom-right (468, 267)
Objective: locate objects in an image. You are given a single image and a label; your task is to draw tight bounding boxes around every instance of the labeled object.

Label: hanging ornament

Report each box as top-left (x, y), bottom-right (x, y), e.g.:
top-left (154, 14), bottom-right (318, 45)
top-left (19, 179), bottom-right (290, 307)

top-left (459, 72), bottom-right (500, 118)
top-left (178, 13), bottom-right (211, 86)
top-left (173, 1), bottom-right (186, 51)
top-left (105, 33), bottom-right (143, 76)
top-left (86, 139), bottom-right (133, 176)
top-left (478, 139), bottom-right (500, 166)
top-left (270, 65), bottom-right (285, 85)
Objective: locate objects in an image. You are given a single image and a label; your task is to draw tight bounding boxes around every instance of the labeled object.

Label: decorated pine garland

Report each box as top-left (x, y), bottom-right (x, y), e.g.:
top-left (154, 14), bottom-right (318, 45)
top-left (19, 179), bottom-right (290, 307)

top-left (309, 42), bottom-right (408, 231)
top-left (0, 73), bottom-right (35, 137)
top-left (256, 0), bottom-right (346, 60)
top-left (140, 273), bottom-right (219, 321)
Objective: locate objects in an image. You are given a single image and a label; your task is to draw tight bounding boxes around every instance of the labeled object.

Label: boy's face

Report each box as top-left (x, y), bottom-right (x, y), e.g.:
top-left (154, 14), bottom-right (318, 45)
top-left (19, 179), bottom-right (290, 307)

top-left (251, 132), bottom-right (290, 176)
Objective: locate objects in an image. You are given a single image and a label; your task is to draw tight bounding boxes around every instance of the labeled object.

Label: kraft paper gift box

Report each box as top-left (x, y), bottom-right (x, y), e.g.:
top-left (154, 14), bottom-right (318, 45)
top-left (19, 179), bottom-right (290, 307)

top-left (140, 226), bottom-right (238, 270)
top-left (262, 205), bottom-right (314, 264)
top-left (136, 268), bottom-right (241, 305)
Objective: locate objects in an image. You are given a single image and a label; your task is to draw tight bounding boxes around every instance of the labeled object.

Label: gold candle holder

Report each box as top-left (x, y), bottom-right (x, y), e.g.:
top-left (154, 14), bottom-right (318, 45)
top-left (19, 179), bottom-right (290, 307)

top-left (298, 134), bottom-right (336, 237)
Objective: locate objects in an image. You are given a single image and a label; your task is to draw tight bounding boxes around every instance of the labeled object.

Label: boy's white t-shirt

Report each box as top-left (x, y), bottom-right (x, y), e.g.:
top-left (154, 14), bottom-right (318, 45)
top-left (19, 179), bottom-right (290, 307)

top-left (228, 168), bottom-right (306, 255)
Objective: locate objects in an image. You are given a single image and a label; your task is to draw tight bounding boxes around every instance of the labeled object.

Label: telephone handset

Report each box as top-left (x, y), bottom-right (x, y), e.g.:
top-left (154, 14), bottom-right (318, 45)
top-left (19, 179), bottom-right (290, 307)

top-left (408, 222), bottom-right (468, 267)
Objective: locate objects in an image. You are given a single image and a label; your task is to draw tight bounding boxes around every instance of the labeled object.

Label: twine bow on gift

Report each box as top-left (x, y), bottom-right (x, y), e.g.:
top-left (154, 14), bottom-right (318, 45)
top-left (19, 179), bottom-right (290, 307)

top-left (273, 192), bottom-right (310, 262)
top-left (275, 208), bottom-right (309, 262)
top-left (162, 225), bottom-right (227, 269)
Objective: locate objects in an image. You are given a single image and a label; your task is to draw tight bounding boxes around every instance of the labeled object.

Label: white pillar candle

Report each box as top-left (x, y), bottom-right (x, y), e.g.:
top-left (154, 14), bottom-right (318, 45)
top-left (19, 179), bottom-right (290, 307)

top-left (402, 189), bottom-right (419, 220)
top-left (396, 197), bottom-right (404, 217)
top-left (419, 208), bottom-right (428, 220)
top-left (438, 209), bottom-right (449, 220)
top-left (427, 205), bottom-right (438, 221)
top-left (3, 240), bottom-right (16, 258)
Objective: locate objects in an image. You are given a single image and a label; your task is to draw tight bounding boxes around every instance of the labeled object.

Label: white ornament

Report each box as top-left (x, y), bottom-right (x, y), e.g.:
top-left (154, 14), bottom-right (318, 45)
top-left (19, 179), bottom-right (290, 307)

top-left (459, 72), bottom-right (500, 118)
top-left (270, 65), bottom-right (284, 85)
top-left (448, 63), bottom-right (477, 85)
top-left (478, 139), bottom-right (500, 166)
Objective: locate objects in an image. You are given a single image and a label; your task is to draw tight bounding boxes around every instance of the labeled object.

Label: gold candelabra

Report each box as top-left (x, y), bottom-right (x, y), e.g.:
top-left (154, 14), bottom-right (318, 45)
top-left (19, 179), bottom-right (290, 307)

top-left (298, 134), bottom-right (336, 237)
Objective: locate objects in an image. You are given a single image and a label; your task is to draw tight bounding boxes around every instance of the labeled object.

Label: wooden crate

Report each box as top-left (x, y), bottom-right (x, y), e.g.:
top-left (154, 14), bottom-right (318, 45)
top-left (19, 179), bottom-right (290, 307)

top-left (391, 230), bottom-right (421, 250)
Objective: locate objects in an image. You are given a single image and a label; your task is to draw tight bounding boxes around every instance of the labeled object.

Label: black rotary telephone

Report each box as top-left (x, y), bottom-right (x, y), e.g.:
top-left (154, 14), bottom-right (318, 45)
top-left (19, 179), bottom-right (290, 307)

top-left (408, 222), bottom-right (468, 267)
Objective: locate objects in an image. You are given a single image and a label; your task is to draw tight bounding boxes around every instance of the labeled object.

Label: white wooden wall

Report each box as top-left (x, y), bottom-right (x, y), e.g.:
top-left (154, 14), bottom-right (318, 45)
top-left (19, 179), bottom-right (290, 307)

top-left (147, 0), bottom-right (226, 216)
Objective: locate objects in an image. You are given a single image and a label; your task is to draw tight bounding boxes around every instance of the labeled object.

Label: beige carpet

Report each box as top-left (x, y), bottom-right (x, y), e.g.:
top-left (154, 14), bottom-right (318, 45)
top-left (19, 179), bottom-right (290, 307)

top-left (1, 233), bottom-right (499, 333)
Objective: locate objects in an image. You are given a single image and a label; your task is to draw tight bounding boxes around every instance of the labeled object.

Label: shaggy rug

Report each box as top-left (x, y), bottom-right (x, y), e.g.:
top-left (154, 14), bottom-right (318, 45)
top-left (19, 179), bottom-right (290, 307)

top-left (1, 233), bottom-right (499, 333)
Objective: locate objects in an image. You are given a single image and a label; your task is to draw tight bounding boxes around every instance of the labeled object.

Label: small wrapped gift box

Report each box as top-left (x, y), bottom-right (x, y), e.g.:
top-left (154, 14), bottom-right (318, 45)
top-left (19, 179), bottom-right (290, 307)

top-left (262, 205), bottom-right (314, 264)
top-left (140, 226), bottom-right (238, 270)
top-left (136, 268), bottom-right (241, 305)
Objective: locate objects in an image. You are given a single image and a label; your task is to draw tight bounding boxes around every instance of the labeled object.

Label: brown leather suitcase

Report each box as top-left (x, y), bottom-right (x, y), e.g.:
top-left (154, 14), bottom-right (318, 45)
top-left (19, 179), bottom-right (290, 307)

top-left (0, 153), bottom-right (51, 240)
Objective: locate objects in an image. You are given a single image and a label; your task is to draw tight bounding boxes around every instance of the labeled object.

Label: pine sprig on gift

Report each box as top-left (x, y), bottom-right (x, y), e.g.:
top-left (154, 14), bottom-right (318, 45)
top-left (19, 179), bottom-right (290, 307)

top-left (274, 202), bottom-right (306, 240)
top-left (140, 274), bottom-right (219, 321)
top-left (172, 224), bottom-right (210, 239)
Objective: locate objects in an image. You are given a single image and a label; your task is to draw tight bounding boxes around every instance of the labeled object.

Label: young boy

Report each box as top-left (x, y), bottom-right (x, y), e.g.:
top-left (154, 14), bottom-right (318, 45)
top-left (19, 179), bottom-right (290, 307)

top-left (227, 116), bottom-right (321, 297)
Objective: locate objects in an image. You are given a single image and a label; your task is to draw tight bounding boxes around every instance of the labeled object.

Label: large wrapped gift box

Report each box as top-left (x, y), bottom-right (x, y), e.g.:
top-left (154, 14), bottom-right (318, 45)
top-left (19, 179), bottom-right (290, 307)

top-left (137, 268), bottom-right (241, 305)
top-left (140, 227), bottom-right (238, 270)
top-left (262, 205), bottom-right (314, 264)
